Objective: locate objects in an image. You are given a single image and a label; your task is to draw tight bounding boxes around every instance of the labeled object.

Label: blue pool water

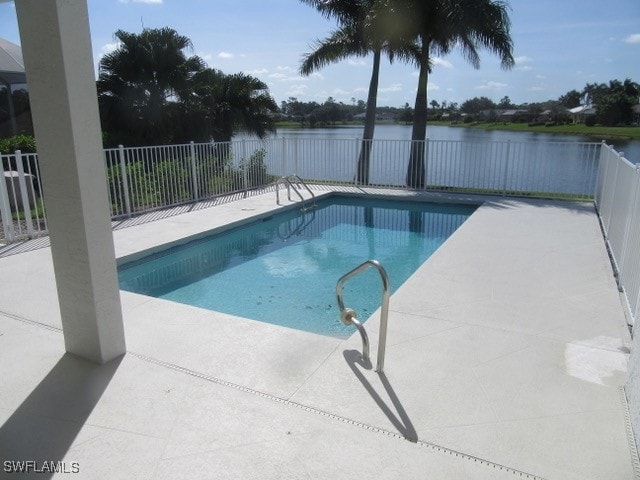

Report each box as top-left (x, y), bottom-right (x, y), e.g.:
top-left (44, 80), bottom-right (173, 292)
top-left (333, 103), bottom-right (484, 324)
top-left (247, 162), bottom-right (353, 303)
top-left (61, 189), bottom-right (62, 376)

top-left (118, 196), bottom-right (476, 337)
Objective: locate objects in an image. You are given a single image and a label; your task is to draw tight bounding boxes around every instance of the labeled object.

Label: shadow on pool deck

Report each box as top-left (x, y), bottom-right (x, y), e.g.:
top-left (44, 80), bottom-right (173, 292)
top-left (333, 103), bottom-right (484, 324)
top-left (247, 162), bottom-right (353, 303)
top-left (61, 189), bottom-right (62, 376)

top-left (343, 349), bottom-right (418, 443)
top-left (0, 354), bottom-right (122, 479)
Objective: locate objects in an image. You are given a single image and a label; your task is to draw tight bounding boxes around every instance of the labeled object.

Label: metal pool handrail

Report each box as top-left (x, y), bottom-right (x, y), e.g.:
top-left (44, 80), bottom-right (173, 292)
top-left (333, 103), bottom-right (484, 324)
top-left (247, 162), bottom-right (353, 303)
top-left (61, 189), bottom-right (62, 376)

top-left (336, 259), bottom-right (391, 373)
top-left (274, 175), bottom-right (316, 212)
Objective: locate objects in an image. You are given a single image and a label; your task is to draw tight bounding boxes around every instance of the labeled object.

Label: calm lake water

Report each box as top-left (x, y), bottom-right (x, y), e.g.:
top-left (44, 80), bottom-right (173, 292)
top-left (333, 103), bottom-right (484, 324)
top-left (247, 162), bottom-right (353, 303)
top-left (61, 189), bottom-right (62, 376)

top-left (269, 124), bottom-right (640, 163)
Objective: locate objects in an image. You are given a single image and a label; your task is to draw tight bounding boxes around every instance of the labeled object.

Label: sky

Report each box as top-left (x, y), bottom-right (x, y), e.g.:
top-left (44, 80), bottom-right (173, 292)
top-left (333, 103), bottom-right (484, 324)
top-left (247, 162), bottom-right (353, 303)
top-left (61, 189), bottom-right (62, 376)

top-left (1, 0), bottom-right (639, 108)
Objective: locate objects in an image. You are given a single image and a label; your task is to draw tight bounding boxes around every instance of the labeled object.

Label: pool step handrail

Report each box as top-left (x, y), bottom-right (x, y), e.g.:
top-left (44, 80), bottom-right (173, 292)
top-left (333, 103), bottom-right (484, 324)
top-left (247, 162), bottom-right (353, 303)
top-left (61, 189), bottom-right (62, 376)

top-left (274, 175), bottom-right (316, 212)
top-left (336, 259), bottom-right (391, 373)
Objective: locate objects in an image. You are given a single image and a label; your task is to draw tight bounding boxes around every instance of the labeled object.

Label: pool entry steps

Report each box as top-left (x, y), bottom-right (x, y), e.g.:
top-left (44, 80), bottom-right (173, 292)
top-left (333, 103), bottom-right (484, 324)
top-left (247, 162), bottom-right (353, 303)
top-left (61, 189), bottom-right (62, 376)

top-left (337, 259), bottom-right (391, 373)
top-left (274, 175), bottom-right (317, 212)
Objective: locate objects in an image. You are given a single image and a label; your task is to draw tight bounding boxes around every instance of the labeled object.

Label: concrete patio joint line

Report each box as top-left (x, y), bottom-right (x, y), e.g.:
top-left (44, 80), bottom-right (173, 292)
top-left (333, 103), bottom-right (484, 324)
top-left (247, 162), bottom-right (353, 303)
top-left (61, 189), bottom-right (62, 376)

top-left (129, 351), bottom-right (546, 480)
top-left (0, 310), bottom-right (62, 333)
top-left (621, 386), bottom-right (640, 479)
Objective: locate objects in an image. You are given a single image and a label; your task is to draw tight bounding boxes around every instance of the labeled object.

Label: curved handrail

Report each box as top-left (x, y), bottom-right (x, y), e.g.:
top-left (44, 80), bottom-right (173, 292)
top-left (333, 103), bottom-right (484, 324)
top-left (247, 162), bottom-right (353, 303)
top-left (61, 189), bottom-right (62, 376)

top-left (274, 175), bottom-right (316, 212)
top-left (286, 174), bottom-right (316, 209)
top-left (336, 259), bottom-right (391, 373)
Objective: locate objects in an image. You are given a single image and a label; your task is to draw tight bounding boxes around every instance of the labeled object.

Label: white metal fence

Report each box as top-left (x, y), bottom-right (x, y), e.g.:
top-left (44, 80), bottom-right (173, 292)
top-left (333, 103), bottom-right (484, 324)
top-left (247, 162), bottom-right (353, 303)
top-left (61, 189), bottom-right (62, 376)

top-left (596, 143), bottom-right (640, 326)
top-left (0, 150), bottom-right (47, 242)
top-left (1, 137), bottom-right (603, 244)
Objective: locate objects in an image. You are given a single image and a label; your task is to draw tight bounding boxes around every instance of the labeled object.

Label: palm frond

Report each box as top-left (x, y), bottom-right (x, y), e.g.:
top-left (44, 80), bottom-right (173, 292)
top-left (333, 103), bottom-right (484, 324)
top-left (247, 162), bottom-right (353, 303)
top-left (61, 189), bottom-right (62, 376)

top-left (300, 26), bottom-right (368, 75)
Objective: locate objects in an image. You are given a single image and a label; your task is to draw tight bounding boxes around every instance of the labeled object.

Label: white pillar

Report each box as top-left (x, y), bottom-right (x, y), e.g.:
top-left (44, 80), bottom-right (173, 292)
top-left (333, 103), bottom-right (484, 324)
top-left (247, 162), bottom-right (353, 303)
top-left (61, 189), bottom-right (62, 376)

top-left (14, 0), bottom-right (126, 363)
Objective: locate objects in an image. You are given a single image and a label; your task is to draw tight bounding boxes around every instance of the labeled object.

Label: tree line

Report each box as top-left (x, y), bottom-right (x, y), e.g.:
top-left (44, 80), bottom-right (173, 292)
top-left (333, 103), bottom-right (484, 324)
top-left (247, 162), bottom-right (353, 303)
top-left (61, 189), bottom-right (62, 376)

top-left (278, 97), bottom-right (412, 125)
top-left (278, 77), bottom-right (639, 128)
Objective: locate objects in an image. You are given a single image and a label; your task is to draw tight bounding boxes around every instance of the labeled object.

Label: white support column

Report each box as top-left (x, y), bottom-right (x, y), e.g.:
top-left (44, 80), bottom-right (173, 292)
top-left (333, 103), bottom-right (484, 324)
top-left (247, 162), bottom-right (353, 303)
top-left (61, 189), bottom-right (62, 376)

top-left (14, 0), bottom-right (126, 363)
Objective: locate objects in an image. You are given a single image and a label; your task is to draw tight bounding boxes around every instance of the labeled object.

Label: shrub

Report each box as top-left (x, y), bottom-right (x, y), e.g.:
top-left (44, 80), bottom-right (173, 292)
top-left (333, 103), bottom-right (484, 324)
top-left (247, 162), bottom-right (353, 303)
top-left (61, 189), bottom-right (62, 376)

top-left (241, 148), bottom-right (271, 188)
top-left (152, 159), bottom-right (192, 204)
top-left (0, 135), bottom-right (37, 154)
top-left (584, 115), bottom-right (596, 127)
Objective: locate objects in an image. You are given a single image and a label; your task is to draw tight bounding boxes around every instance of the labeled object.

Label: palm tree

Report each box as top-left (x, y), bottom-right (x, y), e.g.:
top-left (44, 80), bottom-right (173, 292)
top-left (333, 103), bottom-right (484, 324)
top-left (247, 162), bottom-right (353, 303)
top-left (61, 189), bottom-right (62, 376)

top-left (97, 27), bottom-right (206, 146)
top-left (187, 69), bottom-right (278, 143)
top-left (98, 28), bottom-right (278, 146)
top-left (299, 0), bottom-right (417, 185)
top-left (386, 0), bottom-right (514, 188)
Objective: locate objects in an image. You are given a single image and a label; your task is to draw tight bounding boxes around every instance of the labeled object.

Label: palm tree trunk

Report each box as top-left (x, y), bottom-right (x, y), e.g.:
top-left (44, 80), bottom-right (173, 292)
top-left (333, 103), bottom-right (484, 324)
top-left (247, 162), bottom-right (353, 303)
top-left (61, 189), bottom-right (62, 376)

top-left (406, 39), bottom-right (429, 189)
top-left (356, 49), bottom-right (381, 185)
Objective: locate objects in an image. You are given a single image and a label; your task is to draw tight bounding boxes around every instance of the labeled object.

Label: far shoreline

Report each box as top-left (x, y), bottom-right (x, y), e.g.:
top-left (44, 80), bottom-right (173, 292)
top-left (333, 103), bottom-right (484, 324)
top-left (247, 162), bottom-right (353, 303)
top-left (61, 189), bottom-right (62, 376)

top-left (274, 120), bottom-right (640, 141)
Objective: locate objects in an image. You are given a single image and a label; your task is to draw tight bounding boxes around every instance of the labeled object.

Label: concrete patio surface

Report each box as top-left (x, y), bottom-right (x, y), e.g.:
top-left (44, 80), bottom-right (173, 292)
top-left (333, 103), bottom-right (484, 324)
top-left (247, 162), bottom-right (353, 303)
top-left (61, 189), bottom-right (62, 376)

top-left (0, 189), bottom-right (636, 479)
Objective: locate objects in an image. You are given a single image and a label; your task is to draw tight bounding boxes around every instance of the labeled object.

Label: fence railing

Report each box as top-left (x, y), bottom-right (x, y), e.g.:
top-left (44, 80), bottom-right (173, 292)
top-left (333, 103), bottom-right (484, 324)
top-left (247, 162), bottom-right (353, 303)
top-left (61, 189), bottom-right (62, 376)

top-left (1, 137), bottom-right (603, 244)
top-left (596, 143), bottom-right (640, 325)
top-left (0, 150), bottom-right (47, 242)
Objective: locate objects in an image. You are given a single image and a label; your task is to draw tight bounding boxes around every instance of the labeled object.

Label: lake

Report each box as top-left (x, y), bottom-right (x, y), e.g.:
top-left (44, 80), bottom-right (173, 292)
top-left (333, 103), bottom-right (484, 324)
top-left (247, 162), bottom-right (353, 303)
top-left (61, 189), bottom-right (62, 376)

top-left (267, 124), bottom-right (640, 164)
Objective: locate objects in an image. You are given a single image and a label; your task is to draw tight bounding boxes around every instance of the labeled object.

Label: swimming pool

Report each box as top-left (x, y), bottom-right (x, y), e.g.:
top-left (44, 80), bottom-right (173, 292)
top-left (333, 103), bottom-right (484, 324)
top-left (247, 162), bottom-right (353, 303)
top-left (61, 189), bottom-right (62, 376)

top-left (118, 196), bottom-right (476, 337)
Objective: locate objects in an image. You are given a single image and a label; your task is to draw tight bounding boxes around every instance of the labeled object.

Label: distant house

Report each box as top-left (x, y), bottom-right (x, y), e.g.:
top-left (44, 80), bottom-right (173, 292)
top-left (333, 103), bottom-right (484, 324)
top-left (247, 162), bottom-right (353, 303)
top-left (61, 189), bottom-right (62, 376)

top-left (569, 104), bottom-right (596, 124)
top-left (0, 37), bottom-right (33, 137)
top-left (499, 109), bottom-right (528, 121)
top-left (632, 104), bottom-right (640, 125)
top-left (477, 109), bottom-right (528, 122)
top-left (353, 112), bottom-right (397, 122)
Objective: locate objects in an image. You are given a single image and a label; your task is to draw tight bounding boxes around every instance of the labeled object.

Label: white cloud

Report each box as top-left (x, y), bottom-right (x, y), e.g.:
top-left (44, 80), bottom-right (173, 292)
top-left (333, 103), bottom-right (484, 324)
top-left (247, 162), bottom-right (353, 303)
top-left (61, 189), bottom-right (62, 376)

top-left (332, 88), bottom-right (350, 96)
top-left (427, 82), bottom-right (440, 92)
top-left (515, 55), bottom-right (533, 64)
top-left (287, 84), bottom-right (308, 96)
top-left (218, 51), bottom-right (234, 59)
top-left (247, 68), bottom-right (269, 75)
top-left (475, 81), bottom-right (508, 91)
top-left (198, 52), bottom-right (213, 62)
top-left (536, 74), bottom-right (547, 80)
top-left (379, 83), bottom-right (402, 93)
top-left (432, 57), bottom-right (453, 68)
top-left (514, 56), bottom-right (533, 71)
top-left (276, 66), bottom-right (296, 73)
top-left (529, 86), bottom-right (545, 91)
top-left (353, 87), bottom-right (369, 94)
top-left (624, 33), bottom-right (640, 44)
top-left (310, 72), bottom-right (324, 80)
top-left (101, 42), bottom-right (121, 55)
top-left (269, 72), bottom-right (303, 82)
top-left (348, 59), bottom-right (367, 67)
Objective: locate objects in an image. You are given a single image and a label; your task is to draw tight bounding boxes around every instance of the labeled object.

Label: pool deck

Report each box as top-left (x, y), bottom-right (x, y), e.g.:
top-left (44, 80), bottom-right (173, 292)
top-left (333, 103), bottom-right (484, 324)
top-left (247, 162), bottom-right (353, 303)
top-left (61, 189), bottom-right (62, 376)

top-left (0, 188), bottom-right (636, 479)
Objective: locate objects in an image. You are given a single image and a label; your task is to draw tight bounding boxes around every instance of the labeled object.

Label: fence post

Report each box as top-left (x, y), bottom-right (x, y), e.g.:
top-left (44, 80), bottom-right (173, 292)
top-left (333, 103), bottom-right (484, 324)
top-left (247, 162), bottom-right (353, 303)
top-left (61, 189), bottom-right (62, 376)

top-left (241, 139), bottom-right (248, 196)
top-left (14, 150), bottom-right (34, 235)
top-left (502, 141), bottom-right (511, 197)
top-left (424, 138), bottom-right (430, 190)
top-left (281, 137), bottom-right (287, 177)
top-left (118, 144), bottom-right (132, 217)
top-left (189, 141), bottom-right (199, 201)
top-left (619, 163), bottom-right (640, 277)
top-left (354, 137), bottom-right (360, 187)
top-left (603, 151), bottom-right (621, 235)
top-left (0, 155), bottom-right (16, 242)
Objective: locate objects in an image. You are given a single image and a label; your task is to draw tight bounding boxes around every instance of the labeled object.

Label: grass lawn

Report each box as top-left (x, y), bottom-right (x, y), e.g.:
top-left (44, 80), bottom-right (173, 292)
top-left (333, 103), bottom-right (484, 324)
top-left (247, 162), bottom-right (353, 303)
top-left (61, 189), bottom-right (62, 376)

top-left (429, 121), bottom-right (640, 140)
